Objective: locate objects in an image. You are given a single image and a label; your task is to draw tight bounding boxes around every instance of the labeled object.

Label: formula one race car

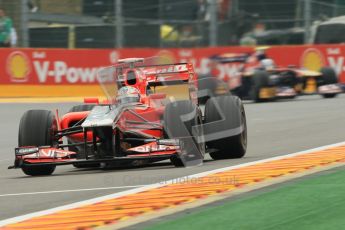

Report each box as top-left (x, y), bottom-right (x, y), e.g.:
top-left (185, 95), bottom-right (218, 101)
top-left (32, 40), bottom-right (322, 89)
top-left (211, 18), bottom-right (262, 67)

top-left (202, 48), bottom-right (342, 102)
top-left (9, 58), bottom-right (247, 176)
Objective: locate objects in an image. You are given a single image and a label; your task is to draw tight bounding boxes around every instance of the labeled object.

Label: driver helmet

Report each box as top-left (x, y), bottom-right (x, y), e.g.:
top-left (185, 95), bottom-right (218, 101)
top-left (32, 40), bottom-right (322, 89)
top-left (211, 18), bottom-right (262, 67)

top-left (260, 58), bottom-right (275, 70)
top-left (116, 86), bottom-right (140, 104)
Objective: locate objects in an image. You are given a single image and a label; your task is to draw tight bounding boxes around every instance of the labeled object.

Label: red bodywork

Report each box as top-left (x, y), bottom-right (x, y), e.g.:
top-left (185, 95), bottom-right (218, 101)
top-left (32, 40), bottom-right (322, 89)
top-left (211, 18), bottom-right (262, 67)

top-left (14, 61), bottom-right (198, 167)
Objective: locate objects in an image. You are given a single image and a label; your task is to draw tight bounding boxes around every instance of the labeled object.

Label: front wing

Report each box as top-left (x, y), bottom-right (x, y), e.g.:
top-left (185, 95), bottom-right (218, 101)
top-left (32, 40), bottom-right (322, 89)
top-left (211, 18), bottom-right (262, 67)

top-left (9, 140), bottom-right (180, 169)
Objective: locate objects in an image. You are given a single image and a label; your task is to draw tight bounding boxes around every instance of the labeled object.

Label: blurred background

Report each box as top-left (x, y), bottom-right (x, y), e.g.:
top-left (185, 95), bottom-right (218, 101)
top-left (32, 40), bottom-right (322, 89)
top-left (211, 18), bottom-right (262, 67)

top-left (2, 0), bottom-right (345, 49)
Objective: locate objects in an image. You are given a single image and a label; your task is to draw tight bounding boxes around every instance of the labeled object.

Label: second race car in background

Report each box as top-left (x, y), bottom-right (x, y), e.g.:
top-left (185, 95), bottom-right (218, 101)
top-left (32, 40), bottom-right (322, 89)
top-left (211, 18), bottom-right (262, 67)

top-left (200, 47), bottom-right (343, 102)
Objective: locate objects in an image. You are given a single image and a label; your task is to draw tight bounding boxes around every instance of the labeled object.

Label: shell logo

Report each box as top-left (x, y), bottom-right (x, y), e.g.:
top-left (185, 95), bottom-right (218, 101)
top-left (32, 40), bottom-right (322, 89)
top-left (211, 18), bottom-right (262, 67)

top-left (300, 48), bottom-right (325, 71)
top-left (6, 51), bottom-right (31, 82)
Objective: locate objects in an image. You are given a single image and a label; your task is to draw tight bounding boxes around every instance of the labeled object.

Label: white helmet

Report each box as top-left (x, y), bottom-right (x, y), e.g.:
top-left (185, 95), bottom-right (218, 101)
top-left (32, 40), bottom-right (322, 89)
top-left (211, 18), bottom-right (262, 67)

top-left (117, 86), bottom-right (140, 104)
top-left (260, 58), bottom-right (275, 70)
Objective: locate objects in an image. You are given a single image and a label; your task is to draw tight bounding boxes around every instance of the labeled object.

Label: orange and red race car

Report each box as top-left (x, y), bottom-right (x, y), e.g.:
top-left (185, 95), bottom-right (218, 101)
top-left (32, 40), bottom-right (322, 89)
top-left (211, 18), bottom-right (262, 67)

top-left (9, 58), bottom-right (247, 176)
top-left (202, 48), bottom-right (342, 102)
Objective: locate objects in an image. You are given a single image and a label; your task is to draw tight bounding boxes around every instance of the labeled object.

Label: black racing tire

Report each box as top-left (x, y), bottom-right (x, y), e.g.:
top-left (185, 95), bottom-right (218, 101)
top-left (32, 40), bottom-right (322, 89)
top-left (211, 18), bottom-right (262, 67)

top-left (319, 67), bottom-right (338, 85)
top-left (164, 100), bottom-right (205, 167)
top-left (319, 67), bottom-right (338, 98)
top-left (18, 110), bottom-right (57, 176)
top-left (250, 70), bottom-right (270, 102)
top-left (204, 95), bottom-right (247, 160)
top-left (67, 104), bottom-right (100, 168)
top-left (322, 94), bottom-right (337, 98)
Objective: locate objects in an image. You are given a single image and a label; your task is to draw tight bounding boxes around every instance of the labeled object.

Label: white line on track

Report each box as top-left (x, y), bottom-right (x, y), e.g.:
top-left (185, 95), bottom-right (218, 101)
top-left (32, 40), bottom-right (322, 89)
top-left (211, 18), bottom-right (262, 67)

top-left (1, 141), bottom-right (345, 226)
top-left (0, 185), bottom-right (145, 198)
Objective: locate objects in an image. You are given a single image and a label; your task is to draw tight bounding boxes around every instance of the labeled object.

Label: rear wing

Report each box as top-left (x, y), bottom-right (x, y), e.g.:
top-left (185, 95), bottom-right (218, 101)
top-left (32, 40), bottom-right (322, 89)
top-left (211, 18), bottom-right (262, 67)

top-left (142, 63), bottom-right (195, 86)
top-left (97, 59), bottom-right (197, 100)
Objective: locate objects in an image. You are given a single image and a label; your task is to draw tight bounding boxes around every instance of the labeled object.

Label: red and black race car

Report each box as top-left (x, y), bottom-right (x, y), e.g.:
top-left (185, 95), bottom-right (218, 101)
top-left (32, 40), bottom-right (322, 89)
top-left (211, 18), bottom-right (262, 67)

top-left (9, 58), bottom-right (247, 176)
top-left (201, 47), bottom-right (342, 102)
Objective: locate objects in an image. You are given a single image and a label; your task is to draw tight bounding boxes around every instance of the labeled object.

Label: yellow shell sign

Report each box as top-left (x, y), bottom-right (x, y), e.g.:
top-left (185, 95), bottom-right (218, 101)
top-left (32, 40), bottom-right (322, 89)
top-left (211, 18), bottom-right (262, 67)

top-left (300, 48), bottom-right (325, 71)
top-left (6, 51), bottom-right (31, 82)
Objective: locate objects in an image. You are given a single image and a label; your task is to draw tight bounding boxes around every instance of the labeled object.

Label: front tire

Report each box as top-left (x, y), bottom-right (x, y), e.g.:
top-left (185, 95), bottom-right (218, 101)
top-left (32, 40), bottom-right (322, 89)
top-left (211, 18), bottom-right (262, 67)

top-left (204, 95), bottom-right (247, 160)
top-left (18, 110), bottom-right (57, 176)
top-left (319, 67), bottom-right (338, 98)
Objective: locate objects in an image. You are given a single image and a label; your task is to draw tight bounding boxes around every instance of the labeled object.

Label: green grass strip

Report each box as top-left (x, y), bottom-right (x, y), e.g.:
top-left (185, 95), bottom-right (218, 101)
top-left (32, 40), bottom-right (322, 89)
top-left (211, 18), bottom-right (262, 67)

top-left (145, 168), bottom-right (345, 230)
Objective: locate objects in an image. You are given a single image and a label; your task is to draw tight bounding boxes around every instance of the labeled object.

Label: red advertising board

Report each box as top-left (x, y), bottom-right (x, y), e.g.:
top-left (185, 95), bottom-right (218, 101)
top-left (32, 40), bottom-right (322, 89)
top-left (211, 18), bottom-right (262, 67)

top-left (0, 47), bottom-right (252, 86)
top-left (0, 45), bottom-right (344, 97)
top-left (1, 49), bottom-right (116, 85)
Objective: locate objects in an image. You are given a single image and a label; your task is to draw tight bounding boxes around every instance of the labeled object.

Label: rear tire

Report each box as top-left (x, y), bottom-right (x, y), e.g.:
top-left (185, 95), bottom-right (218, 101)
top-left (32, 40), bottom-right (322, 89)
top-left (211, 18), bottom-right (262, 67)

top-left (164, 100), bottom-right (205, 167)
top-left (68, 104), bottom-right (100, 168)
top-left (18, 110), bottom-right (57, 176)
top-left (204, 95), bottom-right (247, 160)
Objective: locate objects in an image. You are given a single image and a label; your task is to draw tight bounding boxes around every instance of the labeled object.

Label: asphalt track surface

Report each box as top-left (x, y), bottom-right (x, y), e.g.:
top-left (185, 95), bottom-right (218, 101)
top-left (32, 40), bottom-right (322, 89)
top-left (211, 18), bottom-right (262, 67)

top-left (0, 94), bottom-right (344, 221)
